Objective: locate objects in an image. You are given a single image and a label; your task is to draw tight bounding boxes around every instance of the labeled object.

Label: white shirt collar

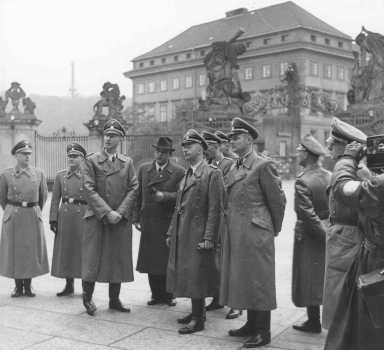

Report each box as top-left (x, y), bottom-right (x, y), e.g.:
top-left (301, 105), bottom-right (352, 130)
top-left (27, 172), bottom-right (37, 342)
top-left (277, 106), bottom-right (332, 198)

top-left (155, 161), bottom-right (168, 172)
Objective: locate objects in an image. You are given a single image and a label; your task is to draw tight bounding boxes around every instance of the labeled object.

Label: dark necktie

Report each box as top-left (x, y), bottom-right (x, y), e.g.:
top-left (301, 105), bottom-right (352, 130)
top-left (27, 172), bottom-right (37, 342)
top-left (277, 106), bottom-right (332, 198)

top-left (236, 158), bottom-right (244, 169)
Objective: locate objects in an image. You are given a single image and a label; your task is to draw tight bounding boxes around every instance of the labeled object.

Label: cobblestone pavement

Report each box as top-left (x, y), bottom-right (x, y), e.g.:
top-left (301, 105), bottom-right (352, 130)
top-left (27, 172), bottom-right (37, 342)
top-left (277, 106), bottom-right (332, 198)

top-left (0, 181), bottom-right (326, 349)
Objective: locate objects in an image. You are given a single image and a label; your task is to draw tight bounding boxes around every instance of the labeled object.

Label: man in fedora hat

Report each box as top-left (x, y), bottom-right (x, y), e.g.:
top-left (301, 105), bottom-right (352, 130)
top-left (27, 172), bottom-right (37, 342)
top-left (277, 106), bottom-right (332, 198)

top-left (133, 137), bottom-right (185, 306)
top-left (291, 135), bottom-right (331, 333)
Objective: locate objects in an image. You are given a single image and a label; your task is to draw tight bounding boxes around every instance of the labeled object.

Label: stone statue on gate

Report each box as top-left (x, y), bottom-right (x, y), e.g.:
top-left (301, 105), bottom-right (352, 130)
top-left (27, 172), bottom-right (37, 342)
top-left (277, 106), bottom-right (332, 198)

top-left (5, 82), bottom-right (26, 112)
top-left (93, 82), bottom-right (126, 118)
top-left (200, 29), bottom-right (251, 113)
top-left (349, 27), bottom-right (384, 104)
top-left (22, 97), bottom-right (36, 115)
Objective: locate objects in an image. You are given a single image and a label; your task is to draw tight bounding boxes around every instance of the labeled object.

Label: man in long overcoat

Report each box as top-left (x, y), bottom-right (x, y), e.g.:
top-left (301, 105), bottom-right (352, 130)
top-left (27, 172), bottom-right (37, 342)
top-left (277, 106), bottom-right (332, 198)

top-left (81, 119), bottom-right (138, 316)
top-left (220, 117), bottom-right (286, 348)
top-left (166, 129), bottom-right (224, 335)
top-left (323, 117), bottom-right (367, 329)
top-left (291, 135), bottom-right (331, 333)
top-left (0, 140), bottom-right (49, 297)
top-left (49, 143), bottom-right (87, 296)
top-left (133, 137), bottom-right (184, 306)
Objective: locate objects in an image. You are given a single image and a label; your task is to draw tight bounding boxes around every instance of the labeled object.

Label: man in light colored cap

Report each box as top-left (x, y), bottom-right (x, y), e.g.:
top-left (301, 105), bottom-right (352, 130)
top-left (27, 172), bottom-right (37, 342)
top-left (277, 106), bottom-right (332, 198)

top-left (81, 119), bottom-right (138, 316)
top-left (291, 135), bottom-right (331, 333)
top-left (220, 117), bottom-right (286, 348)
top-left (166, 129), bottom-right (224, 334)
top-left (323, 117), bottom-right (367, 329)
top-left (49, 143), bottom-right (87, 297)
top-left (0, 140), bottom-right (49, 297)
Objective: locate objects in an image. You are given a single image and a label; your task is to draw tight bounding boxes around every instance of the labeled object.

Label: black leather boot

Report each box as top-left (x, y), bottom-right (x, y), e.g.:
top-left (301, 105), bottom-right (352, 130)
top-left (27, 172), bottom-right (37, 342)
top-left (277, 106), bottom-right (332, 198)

top-left (82, 280), bottom-right (96, 316)
top-left (206, 296), bottom-right (224, 311)
top-left (11, 279), bottom-right (24, 298)
top-left (23, 279), bottom-right (35, 297)
top-left (109, 283), bottom-right (130, 312)
top-left (57, 278), bottom-right (74, 297)
top-left (178, 298), bottom-right (205, 335)
top-left (293, 306), bottom-right (321, 333)
top-left (243, 310), bottom-right (271, 348)
top-left (228, 310), bottom-right (255, 337)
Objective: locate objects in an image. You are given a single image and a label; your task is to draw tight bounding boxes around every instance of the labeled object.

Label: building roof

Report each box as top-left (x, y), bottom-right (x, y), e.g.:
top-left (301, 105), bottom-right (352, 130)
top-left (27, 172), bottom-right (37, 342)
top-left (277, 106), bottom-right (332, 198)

top-left (133, 1), bottom-right (351, 61)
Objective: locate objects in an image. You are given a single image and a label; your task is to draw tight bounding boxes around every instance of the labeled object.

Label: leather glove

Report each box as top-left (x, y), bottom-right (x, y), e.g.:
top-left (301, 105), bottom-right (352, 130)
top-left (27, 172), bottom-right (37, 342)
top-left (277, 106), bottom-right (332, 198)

top-left (166, 237), bottom-right (171, 247)
top-left (50, 221), bottom-right (58, 234)
top-left (197, 239), bottom-right (214, 250)
top-left (344, 141), bottom-right (364, 161)
top-left (134, 222), bottom-right (141, 231)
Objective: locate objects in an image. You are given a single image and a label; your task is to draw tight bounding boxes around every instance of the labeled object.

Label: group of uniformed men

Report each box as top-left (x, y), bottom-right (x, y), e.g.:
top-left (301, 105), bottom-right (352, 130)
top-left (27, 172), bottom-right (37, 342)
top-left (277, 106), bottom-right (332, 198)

top-left (0, 115), bottom-right (383, 349)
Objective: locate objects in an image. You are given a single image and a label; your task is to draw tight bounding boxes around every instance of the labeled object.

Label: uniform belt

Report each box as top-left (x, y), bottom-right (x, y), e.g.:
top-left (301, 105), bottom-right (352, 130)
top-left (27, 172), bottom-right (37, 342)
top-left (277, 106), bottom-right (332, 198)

top-left (62, 197), bottom-right (87, 205)
top-left (7, 200), bottom-right (38, 208)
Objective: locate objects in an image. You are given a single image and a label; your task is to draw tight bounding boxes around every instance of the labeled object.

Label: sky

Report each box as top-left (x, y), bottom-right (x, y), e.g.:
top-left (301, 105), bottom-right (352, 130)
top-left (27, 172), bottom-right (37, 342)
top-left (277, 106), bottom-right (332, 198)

top-left (1, 0), bottom-right (384, 97)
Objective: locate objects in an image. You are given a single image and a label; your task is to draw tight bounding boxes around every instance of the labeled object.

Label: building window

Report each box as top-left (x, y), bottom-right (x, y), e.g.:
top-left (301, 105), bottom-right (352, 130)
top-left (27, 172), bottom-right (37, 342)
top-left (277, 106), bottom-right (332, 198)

top-left (244, 67), bottom-right (253, 80)
top-left (310, 61), bottom-right (319, 76)
top-left (137, 83), bottom-right (144, 94)
top-left (281, 34), bottom-right (288, 42)
top-left (174, 55), bottom-right (179, 62)
top-left (148, 81), bottom-right (155, 93)
top-left (324, 64), bottom-right (332, 79)
top-left (159, 103), bottom-right (168, 122)
top-left (172, 78), bottom-right (180, 90)
top-left (338, 41), bottom-right (344, 48)
top-left (199, 74), bottom-right (205, 86)
top-left (161, 57), bottom-right (166, 64)
top-left (185, 75), bottom-right (193, 88)
top-left (150, 60), bottom-right (155, 66)
top-left (337, 66), bottom-right (345, 80)
top-left (262, 64), bottom-right (271, 78)
top-left (310, 34), bottom-right (317, 42)
top-left (160, 80), bottom-right (167, 92)
top-left (324, 38), bottom-right (330, 45)
top-left (200, 50), bottom-right (205, 57)
top-left (263, 38), bottom-right (271, 45)
top-left (139, 62), bottom-right (144, 68)
top-left (280, 62), bottom-right (288, 76)
top-left (186, 53), bottom-right (191, 59)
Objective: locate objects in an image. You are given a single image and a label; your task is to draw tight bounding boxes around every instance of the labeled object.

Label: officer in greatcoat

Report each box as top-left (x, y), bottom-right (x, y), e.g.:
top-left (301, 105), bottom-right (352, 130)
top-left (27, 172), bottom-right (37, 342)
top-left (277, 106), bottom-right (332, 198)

top-left (220, 118), bottom-right (286, 348)
top-left (0, 140), bottom-right (49, 297)
top-left (323, 117), bottom-right (367, 329)
top-left (202, 130), bottom-right (242, 320)
top-left (215, 130), bottom-right (238, 159)
top-left (81, 119), bottom-right (138, 316)
top-left (291, 135), bottom-right (331, 333)
top-left (133, 137), bottom-right (185, 306)
top-left (166, 129), bottom-right (224, 334)
top-left (49, 143), bottom-right (87, 296)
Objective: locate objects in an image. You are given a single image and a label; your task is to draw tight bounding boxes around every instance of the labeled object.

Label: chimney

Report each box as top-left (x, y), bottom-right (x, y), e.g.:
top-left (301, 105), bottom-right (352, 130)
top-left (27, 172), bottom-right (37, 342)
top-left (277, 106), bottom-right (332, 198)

top-left (225, 8), bottom-right (248, 17)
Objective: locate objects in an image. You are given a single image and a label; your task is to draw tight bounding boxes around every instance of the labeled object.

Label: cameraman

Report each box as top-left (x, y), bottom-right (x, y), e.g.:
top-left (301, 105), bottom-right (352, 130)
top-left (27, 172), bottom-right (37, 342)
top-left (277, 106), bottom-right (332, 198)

top-left (324, 139), bottom-right (384, 350)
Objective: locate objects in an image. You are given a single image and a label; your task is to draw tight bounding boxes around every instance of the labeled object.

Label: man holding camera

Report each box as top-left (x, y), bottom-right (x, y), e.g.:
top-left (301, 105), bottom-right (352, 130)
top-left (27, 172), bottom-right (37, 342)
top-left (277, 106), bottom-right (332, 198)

top-left (324, 137), bottom-right (384, 350)
top-left (323, 117), bottom-right (367, 329)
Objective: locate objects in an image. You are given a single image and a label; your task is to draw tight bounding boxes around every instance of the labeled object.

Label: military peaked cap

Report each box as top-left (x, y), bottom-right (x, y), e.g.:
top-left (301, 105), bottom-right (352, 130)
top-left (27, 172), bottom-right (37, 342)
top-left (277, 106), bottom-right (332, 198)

top-left (182, 129), bottom-right (208, 150)
top-left (228, 117), bottom-right (259, 139)
top-left (11, 140), bottom-right (32, 155)
top-left (329, 117), bottom-right (367, 144)
top-left (215, 130), bottom-right (230, 143)
top-left (202, 130), bottom-right (221, 144)
top-left (67, 143), bottom-right (87, 157)
top-left (297, 134), bottom-right (327, 156)
top-left (103, 118), bottom-right (126, 136)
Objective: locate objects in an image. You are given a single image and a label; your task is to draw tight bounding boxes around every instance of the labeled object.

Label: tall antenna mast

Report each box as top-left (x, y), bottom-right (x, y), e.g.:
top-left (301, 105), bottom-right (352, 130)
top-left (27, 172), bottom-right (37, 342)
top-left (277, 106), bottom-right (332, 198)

top-left (69, 61), bottom-right (77, 98)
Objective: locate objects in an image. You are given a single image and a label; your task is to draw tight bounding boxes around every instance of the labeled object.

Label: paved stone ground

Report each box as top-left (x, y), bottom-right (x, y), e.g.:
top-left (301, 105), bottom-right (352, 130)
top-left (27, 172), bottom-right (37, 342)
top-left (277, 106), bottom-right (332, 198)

top-left (0, 181), bottom-right (326, 349)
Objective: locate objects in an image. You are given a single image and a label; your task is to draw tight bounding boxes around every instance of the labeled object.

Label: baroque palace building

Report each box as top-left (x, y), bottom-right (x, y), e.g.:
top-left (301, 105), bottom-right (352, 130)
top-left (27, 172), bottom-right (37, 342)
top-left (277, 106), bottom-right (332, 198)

top-left (124, 1), bottom-right (354, 156)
